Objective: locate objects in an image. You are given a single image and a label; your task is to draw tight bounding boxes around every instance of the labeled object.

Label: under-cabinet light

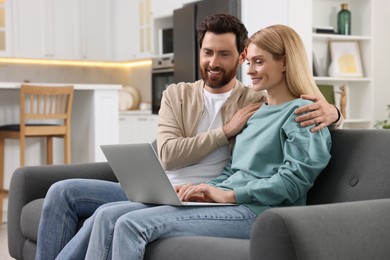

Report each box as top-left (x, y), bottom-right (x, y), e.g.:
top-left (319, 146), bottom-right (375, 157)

top-left (0, 58), bottom-right (152, 68)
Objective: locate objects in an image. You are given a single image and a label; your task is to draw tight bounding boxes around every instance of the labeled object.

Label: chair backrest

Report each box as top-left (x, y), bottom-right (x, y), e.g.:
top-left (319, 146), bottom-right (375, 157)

top-left (20, 84), bottom-right (74, 136)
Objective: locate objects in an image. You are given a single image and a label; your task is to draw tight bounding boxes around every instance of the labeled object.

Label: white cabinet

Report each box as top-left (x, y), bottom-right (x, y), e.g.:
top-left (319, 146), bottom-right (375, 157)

top-left (111, 0), bottom-right (139, 60)
top-left (12, 0), bottom-right (45, 58)
top-left (12, 0), bottom-right (80, 59)
top-left (47, 0), bottom-right (80, 60)
top-left (119, 112), bottom-right (158, 144)
top-left (0, 0), bottom-right (13, 57)
top-left (112, 0), bottom-right (152, 60)
top-left (80, 0), bottom-right (112, 60)
top-left (113, 0), bottom-right (200, 60)
top-left (12, 0), bottom-right (111, 61)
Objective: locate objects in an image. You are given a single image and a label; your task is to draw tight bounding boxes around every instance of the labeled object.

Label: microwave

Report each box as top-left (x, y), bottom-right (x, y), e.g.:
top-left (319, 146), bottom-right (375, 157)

top-left (158, 28), bottom-right (173, 55)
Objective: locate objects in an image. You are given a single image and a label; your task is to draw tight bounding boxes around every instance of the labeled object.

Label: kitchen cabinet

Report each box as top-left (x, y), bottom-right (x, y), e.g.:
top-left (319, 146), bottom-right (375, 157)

top-left (12, 0), bottom-right (80, 59)
top-left (119, 112), bottom-right (158, 144)
top-left (12, 0), bottom-right (111, 61)
top-left (80, 0), bottom-right (112, 60)
top-left (112, 0), bottom-right (152, 60)
top-left (241, 0), bottom-right (374, 129)
top-left (12, 0), bottom-right (46, 59)
top-left (113, 0), bottom-right (200, 60)
top-left (49, 0), bottom-right (80, 60)
top-left (111, 0), bottom-right (138, 60)
top-left (0, 0), bottom-right (12, 57)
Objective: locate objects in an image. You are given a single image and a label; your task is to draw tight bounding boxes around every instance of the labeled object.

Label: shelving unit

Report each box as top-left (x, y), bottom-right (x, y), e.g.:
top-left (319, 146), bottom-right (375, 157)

top-left (311, 0), bottom-right (373, 128)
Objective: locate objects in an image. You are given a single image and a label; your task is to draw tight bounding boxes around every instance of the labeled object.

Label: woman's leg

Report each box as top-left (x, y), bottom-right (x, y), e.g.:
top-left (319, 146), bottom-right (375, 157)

top-left (84, 202), bottom-right (151, 260)
top-left (55, 201), bottom-right (147, 260)
top-left (111, 205), bottom-right (257, 260)
top-left (35, 179), bottom-right (127, 260)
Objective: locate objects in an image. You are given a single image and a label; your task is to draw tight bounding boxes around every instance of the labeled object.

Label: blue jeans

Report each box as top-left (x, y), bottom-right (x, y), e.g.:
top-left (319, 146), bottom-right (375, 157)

top-left (85, 202), bottom-right (258, 260)
top-left (35, 179), bottom-right (128, 260)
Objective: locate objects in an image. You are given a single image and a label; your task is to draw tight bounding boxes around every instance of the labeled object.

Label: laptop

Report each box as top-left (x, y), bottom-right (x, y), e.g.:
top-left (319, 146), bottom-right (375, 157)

top-left (100, 143), bottom-right (235, 206)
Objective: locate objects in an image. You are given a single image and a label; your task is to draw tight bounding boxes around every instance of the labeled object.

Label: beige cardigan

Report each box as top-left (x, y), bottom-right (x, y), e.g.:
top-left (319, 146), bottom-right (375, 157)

top-left (156, 79), bottom-right (266, 171)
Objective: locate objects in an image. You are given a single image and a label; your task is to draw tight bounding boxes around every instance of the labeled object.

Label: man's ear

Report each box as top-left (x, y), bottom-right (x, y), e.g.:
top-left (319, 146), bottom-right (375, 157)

top-left (239, 48), bottom-right (247, 64)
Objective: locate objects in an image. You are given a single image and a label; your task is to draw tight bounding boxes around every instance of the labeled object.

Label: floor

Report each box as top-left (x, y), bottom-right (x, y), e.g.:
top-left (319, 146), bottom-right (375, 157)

top-left (0, 224), bottom-right (13, 259)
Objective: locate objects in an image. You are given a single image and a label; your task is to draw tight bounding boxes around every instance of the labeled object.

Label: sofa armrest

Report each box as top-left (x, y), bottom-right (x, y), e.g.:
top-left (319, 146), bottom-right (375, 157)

top-left (250, 199), bottom-right (390, 260)
top-left (7, 162), bottom-right (117, 260)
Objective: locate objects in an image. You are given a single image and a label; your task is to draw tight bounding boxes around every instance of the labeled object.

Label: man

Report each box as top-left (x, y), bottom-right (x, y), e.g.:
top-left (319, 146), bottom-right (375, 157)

top-left (36, 14), bottom-right (341, 260)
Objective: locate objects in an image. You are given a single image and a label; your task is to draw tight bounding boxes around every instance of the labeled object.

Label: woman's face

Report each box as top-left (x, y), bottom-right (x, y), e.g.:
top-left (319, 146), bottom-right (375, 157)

top-left (246, 42), bottom-right (286, 93)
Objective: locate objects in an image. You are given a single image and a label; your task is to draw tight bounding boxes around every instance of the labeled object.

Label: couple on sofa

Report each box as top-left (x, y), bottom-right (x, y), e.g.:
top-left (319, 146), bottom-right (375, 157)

top-left (36, 14), bottom-right (340, 260)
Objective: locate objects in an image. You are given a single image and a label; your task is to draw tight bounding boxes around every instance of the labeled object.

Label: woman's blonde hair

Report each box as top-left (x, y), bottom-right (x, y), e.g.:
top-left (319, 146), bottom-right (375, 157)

top-left (248, 24), bottom-right (323, 98)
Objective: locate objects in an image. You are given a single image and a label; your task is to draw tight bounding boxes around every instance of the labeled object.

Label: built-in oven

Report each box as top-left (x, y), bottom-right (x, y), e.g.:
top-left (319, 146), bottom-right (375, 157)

top-left (151, 54), bottom-right (174, 114)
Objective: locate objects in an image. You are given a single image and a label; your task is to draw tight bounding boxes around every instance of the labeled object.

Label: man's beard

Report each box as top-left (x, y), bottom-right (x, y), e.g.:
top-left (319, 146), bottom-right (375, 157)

top-left (200, 62), bottom-right (238, 89)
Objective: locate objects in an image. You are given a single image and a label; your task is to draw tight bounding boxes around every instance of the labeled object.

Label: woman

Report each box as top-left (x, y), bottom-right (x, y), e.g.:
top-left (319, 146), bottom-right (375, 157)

top-left (84, 24), bottom-right (332, 260)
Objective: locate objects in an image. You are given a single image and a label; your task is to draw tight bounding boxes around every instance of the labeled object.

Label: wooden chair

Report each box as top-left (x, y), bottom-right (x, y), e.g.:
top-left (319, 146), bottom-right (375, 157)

top-left (0, 85), bottom-right (74, 221)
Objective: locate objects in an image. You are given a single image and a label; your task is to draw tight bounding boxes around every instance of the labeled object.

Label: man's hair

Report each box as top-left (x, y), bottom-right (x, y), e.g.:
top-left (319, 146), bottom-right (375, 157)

top-left (198, 13), bottom-right (248, 54)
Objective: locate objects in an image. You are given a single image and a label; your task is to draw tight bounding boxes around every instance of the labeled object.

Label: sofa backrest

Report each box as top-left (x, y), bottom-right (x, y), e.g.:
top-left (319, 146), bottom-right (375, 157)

top-left (307, 129), bottom-right (390, 205)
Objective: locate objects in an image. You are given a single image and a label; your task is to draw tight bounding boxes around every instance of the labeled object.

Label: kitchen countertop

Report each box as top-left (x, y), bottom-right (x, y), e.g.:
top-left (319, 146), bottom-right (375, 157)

top-left (119, 110), bottom-right (154, 115)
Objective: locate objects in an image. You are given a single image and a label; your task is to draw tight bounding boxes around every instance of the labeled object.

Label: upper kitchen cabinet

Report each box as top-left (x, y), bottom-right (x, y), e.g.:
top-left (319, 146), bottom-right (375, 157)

top-left (12, 0), bottom-right (112, 61)
top-left (0, 0), bottom-right (12, 57)
top-left (12, 0), bottom-right (80, 59)
top-left (112, 0), bottom-right (201, 60)
top-left (80, 0), bottom-right (112, 61)
top-left (112, 0), bottom-right (152, 60)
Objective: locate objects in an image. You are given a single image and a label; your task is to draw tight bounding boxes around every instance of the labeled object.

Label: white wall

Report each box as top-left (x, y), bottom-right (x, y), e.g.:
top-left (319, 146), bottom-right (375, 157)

top-left (373, 0), bottom-right (390, 123)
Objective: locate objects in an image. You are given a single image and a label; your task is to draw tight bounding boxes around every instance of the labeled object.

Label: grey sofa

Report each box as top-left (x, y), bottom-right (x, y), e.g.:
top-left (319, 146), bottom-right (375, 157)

top-left (8, 129), bottom-right (390, 260)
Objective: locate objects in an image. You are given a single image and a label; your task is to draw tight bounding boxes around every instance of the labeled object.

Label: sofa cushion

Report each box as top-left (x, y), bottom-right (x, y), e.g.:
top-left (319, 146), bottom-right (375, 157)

top-left (21, 198), bottom-right (44, 242)
top-left (22, 239), bottom-right (38, 260)
top-left (308, 129), bottom-right (390, 205)
top-left (144, 236), bottom-right (249, 260)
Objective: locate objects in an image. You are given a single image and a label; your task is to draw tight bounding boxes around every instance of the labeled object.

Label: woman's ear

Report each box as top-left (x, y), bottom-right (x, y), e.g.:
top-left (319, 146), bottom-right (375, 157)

top-left (282, 55), bottom-right (287, 72)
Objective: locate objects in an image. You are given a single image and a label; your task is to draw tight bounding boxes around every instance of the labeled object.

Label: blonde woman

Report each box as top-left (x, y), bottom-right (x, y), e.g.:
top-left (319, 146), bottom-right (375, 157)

top-left (82, 24), bottom-right (332, 260)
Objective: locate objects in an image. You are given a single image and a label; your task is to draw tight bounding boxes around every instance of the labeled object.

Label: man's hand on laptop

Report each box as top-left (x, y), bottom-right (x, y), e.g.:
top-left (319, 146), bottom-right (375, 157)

top-left (176, 183), bottom-right (237, 203)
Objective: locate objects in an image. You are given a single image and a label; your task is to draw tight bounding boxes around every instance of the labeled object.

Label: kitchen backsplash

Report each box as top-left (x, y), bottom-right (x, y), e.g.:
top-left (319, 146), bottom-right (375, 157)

top-left (0, 62), bottom-right (152, 104)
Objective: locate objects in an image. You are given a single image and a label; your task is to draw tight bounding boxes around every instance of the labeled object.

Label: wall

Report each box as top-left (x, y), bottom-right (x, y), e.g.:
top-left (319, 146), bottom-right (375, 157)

top-left (373, 0), bottom-right (390, 123)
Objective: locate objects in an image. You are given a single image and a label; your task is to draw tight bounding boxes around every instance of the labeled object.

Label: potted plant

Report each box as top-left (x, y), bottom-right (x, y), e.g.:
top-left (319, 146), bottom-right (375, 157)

top-left (374, 105), bottom-right (390, 129)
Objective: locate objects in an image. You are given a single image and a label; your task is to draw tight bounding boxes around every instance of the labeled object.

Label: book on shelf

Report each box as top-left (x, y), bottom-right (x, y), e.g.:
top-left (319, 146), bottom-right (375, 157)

top-left (318, 84), bottom-right (335, 105)
top-left (313, 26), bottom-right (336, 34)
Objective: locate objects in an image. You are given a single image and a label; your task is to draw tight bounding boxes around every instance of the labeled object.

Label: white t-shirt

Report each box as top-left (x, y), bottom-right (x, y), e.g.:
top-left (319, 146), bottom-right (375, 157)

top-left (167, 89), bottom-right (232, 185)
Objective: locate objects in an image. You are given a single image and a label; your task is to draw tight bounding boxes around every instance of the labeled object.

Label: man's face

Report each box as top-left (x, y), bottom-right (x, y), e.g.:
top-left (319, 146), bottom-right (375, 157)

top-left (199, 32), bottom-right (243, 91)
